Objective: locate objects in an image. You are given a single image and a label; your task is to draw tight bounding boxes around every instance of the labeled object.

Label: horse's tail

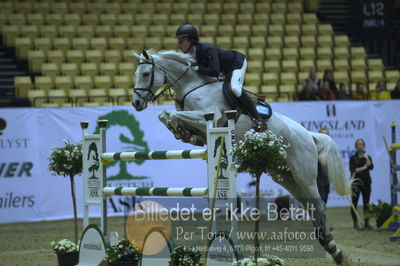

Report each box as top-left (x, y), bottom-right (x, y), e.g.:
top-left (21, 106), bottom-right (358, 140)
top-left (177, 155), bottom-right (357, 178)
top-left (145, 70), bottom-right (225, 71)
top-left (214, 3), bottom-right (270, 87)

top-left (313, 133), bottom-right (351, 196)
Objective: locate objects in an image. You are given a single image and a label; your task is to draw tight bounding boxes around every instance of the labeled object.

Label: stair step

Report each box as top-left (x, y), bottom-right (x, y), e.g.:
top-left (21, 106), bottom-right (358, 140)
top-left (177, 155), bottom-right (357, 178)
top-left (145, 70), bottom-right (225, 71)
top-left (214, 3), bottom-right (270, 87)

top-left (0, 88), bottom-right (15, 97)
top-left (0, 78), bottom-right (14, 84)
top-left (0, 97), bottom-right (16, 107)
top-left (0, 64), bottom-right (18, 70)
top-left (0, 58), bottom-right (15, 63)
top-left (0, 76), bottom-right (14, 82)
top-left (0, 71), bottom-right (29, 77)
top-left (0, 84), bottom-right (15, 90)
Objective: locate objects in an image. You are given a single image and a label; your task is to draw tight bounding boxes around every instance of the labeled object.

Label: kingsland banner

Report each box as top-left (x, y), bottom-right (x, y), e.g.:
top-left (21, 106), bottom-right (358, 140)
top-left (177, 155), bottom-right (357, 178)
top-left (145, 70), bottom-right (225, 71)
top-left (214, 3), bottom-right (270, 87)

top-left (0, 101), bottom-right (399, 223)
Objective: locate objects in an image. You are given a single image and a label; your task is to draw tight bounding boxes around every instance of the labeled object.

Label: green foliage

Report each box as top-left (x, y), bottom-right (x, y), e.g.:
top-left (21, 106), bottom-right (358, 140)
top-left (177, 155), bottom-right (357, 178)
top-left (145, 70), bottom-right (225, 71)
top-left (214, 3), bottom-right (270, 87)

top-left (48, 140), bottom-right (82, 177)
top-left (365, 199), bottom-right (392, 219)
top-left (169, 246), bottom-right (202, 266)
top-left (105, 239), bottom-right (139, 263)
top-left (232, 129), bottom-right (290, 179)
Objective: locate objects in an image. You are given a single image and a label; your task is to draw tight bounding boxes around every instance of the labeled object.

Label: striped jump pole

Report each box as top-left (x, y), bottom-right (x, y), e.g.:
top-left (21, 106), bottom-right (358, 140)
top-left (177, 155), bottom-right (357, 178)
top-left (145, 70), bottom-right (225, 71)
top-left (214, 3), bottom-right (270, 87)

top-left (101, 149), bottom-right (207, 162)
top-left (81, 110), bottom-right (237, 240)
top-left (103, 187), bottom-right (208, 197)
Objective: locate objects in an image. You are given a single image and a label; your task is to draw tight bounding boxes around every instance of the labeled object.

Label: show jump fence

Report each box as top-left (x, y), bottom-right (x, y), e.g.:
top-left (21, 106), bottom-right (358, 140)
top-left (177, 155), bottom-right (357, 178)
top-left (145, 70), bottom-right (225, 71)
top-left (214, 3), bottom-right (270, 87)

top-left (80, 110), bottom-right (238, 237)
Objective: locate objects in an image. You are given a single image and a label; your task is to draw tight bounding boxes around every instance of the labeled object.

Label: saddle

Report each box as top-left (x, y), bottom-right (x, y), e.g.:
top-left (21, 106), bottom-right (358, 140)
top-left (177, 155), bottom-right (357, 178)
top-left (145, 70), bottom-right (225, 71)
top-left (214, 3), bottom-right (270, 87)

top-left (222, 80), bottom-right (273, 120)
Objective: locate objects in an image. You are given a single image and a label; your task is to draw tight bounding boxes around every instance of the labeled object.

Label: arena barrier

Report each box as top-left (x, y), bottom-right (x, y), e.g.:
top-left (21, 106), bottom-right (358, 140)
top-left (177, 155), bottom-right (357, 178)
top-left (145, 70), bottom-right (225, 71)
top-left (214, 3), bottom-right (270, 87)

top-left (77, 111), bottom-right (241, 265)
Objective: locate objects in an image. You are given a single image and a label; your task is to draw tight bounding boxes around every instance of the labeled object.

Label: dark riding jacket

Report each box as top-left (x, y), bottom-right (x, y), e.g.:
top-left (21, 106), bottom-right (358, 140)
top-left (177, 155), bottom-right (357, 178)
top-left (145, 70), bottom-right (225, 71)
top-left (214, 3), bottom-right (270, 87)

top-left (195, 42), bottom-right (245, 77)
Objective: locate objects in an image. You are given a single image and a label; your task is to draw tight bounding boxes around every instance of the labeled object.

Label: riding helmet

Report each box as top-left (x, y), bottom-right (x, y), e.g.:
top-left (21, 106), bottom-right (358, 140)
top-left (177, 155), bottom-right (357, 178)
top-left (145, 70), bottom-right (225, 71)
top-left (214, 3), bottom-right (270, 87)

top-left (175, 24), bottom-right (199, 41)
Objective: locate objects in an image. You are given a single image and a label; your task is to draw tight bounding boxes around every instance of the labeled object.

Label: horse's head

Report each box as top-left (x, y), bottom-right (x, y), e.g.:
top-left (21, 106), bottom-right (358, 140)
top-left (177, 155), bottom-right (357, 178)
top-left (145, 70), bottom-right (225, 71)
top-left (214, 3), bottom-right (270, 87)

top-left (131, 49), bottom-right (167, 111)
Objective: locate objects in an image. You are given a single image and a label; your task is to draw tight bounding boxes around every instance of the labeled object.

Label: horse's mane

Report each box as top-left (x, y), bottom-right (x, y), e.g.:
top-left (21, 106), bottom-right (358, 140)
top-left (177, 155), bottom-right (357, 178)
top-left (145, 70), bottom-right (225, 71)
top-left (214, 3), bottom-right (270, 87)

top-left (155, 50), bottom-right (196, 65)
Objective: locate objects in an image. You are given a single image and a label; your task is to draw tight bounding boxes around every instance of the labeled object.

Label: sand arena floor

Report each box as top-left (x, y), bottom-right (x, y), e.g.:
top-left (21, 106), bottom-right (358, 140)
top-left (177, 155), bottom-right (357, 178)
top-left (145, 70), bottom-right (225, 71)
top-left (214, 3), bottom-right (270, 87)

top-left (0, 207), bottom-right (399, 266)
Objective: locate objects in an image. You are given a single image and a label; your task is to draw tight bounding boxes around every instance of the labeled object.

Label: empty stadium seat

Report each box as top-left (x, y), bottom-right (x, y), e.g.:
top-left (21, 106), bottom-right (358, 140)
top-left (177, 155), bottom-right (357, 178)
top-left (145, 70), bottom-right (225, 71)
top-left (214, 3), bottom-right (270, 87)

top-left (61, 63), bottom-right (79, 78)
top-left (34, 76), bottom-right (53, 92)
top-left (69, 89), bottom-right (88, 106)
top-left (104, 50), bottom-right (122, 63)
top-left (47, 50), bottom-right (65, 66)
top-left (110, 88), bottom-right (129, 105)
top-left (34, 38), bottom-right (52, 53)
top-left (66, 50), bottom-right (84, 65)
top-left (299, 60), bottom-right (315, 72)
top-left (334, 47), bottom-right (350, 59)
top-left (334, 59), bottom-right (350, 71)
top-left (351, 71), bottom-right (367, 83)
top-left (334, 35), bottom-right (350, 47)
top-left (95, 25), bottom-right (113, 38)
top-left (368, 70), bottom-right (384, 83)
top-left (28, 89), bottom-right (47, 107)
top-left (248, 48), bottom-right (265, 60)
top-left (262, 72), bottom-right (280, 85)
top-left (15, 37), bottom-right (32, 59)
top-left (76, 26), bottom-right (95, 39)
top-left (74, 76), bottom-right (93, 90)
top-left (301, 36), bottom-right (316, 47)
top-left (14, 76), bottom-right (32, 97)
top-left (72, 38), bottom-right (90, 51)
top-left (265, 48), bottom-right (282, 60)
top-left (247, 60), bottom-right (263, 73)
top-left (299, 47), bottom-right (315, 60)
top-left (280, 72), bottom-right (297, 85)
top-left (351, 47), bottom-right (367, 59)
top-left (94, 76), bottom-right (113, 91)
top-left (48, 89), bottom-right (71, 107)
top-left (334, 71), bottom-right (350, 84)
top-left (351, 59), bottom-right (367, 71)
top-left (114, 75), bottom-right (132, 89)
top-left (55, 76), bottom-right (73, 90)
top-left (81, 63), bottom-right (98, 78)
top-left (281, 60), bottom-right (298, 72)
top-left (368, 58), bottom-right (384, 71)
top-left (385, 70), bottom-right (400, 83)
top-left (53, 38), bottom-right (71, 52)
top-left (28, 50), bottom-right (46, 72)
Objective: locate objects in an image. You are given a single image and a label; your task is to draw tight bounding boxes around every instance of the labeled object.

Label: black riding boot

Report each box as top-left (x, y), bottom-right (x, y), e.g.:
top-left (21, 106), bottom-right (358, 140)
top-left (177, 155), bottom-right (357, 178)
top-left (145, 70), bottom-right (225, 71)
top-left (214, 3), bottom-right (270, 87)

top-left (237, 92), bottom-right (267, 131)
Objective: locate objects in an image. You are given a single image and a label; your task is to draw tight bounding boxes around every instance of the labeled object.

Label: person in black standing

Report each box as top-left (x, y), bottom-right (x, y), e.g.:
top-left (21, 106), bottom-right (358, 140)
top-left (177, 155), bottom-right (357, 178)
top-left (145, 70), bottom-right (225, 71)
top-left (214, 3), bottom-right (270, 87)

top-left (349, 138), bottom-right (374, 229)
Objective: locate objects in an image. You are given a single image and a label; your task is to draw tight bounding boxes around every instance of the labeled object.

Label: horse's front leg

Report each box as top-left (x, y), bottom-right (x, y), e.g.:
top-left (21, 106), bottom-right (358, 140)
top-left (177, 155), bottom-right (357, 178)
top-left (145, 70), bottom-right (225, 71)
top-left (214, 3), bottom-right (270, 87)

top-left (158, 110), bottom-right (207, 146)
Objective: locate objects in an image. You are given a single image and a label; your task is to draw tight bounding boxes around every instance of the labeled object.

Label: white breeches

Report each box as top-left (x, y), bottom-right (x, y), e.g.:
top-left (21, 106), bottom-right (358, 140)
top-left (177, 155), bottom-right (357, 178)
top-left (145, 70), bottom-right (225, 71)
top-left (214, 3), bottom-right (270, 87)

top-left (230, 59), bottom-right (247, 98)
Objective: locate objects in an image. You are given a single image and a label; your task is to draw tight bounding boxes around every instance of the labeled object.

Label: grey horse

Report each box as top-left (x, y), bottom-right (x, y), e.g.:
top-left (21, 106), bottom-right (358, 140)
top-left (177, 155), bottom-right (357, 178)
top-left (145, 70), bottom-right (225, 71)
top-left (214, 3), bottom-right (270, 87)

top-left (131, 49), bottom-right (351, 265)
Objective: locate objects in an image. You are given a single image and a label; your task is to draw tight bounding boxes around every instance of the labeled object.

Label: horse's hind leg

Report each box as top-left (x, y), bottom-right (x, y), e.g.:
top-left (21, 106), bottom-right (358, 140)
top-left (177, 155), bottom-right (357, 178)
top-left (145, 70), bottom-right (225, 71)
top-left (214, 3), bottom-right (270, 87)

top-left (278, 174), bottom-right (343, 265)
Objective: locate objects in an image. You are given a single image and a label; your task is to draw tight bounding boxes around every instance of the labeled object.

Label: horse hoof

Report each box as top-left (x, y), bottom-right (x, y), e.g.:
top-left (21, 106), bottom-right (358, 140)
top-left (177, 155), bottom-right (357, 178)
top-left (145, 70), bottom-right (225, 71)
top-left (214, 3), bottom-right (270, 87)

top-left (333, 249), bottom-right (343, 265)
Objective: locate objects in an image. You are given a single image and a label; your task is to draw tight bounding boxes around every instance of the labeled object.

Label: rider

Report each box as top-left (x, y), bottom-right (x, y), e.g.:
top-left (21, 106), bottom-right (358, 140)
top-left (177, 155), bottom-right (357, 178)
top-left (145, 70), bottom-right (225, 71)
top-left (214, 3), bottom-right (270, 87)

top-left (175, 24), bottom-right (267, 130)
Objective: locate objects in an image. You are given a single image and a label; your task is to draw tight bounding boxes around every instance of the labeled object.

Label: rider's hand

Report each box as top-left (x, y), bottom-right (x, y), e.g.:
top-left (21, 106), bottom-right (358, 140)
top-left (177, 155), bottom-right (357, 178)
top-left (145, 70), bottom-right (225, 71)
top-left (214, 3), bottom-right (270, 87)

top-left (191, 63), bottom-right (199, 71)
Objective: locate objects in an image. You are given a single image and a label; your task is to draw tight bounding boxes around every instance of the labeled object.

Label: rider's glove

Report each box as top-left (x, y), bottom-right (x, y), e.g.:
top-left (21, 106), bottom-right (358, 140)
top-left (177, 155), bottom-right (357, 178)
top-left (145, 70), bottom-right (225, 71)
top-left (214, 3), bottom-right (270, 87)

top-left (191, 63), bottom-right (199, 71)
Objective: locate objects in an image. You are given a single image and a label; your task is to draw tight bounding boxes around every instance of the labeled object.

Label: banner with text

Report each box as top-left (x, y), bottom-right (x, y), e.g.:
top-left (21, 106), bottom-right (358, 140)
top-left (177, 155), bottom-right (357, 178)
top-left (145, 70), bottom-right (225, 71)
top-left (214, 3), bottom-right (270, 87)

top-left (0, 101), bottom-right (399, 223)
